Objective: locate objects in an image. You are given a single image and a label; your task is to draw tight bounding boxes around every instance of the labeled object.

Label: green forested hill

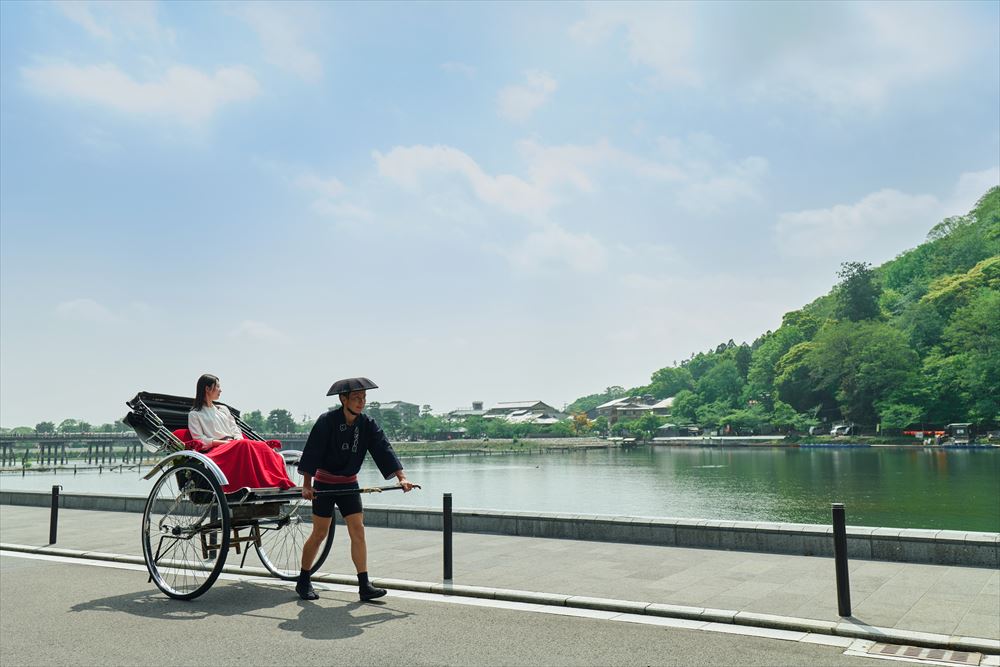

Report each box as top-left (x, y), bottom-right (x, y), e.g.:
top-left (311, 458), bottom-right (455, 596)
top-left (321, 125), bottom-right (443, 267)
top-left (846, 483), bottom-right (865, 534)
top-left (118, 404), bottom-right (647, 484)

top-left (569, 187), bottom-right (1000, 432)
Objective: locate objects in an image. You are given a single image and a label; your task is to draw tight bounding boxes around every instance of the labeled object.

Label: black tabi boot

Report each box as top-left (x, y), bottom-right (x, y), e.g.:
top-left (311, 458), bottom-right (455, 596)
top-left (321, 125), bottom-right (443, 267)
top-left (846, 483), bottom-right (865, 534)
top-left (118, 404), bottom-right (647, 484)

top-left (358, 572), bottom-right (386, 601)
top-left (296, 569), bottom-right (319, 600)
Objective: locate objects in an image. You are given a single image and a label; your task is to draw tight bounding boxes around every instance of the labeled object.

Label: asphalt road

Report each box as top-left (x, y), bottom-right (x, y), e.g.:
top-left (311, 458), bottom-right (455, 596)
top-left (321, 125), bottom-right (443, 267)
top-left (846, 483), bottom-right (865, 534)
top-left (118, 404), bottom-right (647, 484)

top-left (0, 553), bottom-right (889, 667)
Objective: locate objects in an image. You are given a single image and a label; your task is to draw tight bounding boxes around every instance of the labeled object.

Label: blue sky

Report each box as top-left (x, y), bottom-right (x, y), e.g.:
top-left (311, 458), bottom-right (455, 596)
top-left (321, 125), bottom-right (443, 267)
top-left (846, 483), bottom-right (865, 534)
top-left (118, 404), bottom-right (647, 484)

top-left (1, 1), bottom-right (998, 427)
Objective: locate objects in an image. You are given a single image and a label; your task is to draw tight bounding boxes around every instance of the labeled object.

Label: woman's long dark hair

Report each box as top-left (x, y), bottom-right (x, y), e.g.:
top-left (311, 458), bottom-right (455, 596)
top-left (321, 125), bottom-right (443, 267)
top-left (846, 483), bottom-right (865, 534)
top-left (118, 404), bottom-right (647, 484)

top-left (193, 374), bottom-right (220, 410)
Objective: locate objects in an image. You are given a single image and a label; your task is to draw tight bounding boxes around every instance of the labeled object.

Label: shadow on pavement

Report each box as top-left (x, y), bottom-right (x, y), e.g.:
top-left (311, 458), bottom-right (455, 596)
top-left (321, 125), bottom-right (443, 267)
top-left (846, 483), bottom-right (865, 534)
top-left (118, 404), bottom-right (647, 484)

top-left (70, 580), bottom-right (414, 640)
top-left (279, 600), bottom-right (412, 640)
top-left (71, 581), bottom-right (310, 621)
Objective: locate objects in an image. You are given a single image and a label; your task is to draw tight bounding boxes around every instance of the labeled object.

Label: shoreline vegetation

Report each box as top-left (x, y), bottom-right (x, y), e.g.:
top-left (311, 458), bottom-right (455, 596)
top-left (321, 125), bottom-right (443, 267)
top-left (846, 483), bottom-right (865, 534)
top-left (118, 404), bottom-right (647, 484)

top-left (2, 436), bottom-right (996, 476)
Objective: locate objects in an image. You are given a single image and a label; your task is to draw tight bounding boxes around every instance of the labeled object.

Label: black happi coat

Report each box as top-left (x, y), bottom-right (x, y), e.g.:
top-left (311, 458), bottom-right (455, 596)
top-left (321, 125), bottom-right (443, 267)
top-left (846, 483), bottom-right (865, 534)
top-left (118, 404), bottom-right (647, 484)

top-left (298, 409), bottom-right (402, 480)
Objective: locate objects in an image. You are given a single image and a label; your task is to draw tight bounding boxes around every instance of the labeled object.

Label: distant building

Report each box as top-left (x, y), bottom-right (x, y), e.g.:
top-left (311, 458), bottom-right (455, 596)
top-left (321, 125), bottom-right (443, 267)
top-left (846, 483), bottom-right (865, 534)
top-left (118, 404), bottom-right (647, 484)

top-left (593, 395), bottom-right (674, 424)
top-left (485, 400), bottom-right (567, 424)
top-left (447, 401), bottom-right (487, 421)
top-left (379, 401), bottom-right (419, 422)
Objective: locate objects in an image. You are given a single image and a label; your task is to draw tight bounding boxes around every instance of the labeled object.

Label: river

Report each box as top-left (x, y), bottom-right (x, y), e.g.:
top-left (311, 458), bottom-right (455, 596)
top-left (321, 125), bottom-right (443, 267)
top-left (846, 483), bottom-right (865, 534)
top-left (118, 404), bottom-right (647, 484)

top-left (1, 446), bottom-right (997, 531)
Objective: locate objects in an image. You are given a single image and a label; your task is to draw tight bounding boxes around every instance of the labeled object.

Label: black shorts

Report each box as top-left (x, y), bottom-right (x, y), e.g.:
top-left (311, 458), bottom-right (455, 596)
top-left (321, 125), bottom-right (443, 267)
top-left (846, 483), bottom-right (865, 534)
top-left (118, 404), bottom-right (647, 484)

top-left (312, 481), bottom-right (362, 519)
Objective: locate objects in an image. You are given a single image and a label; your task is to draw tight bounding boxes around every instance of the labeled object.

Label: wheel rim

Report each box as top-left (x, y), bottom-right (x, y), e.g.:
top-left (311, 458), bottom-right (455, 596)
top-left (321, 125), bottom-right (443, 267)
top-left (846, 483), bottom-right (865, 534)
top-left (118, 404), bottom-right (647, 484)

top-left (142, 463), bottom-right (229, 599)
top-left (254, 463), bottom-right (333, 579)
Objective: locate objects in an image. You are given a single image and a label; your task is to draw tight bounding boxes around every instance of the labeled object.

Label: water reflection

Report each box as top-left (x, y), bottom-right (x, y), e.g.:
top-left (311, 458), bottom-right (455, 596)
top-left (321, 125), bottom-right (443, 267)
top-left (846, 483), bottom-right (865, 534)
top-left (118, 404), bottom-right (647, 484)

top-left (1, 447), bottom-right (997, 531)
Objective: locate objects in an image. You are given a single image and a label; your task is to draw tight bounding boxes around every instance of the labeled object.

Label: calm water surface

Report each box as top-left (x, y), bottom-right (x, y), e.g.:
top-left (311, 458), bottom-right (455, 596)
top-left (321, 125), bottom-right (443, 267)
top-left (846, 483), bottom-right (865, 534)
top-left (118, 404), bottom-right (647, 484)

top-left (2, 446), bottom-right (997, 531)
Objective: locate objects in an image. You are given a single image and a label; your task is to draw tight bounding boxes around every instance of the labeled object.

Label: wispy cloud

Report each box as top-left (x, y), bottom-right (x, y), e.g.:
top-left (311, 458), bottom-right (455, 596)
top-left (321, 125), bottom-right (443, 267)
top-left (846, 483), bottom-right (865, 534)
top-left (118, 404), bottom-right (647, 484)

top-left (374, 144), bottom-right (553, 218)
top-left (498, 70), bottom-right (558, 122)
top-left (774, 167), bottom-right (999, 262)
top-left (570, 2), bottom-right (983, 111)
top-left (231, 2), bottom-right (324, 82)
top-left (502, 224), bottom-right (607, 274)
top-left (569, 3), bottom-right (698, 86)
top-left (54, 0), bottom-right (175, 45)
top-left (21, 62), bottom-right (260, 125)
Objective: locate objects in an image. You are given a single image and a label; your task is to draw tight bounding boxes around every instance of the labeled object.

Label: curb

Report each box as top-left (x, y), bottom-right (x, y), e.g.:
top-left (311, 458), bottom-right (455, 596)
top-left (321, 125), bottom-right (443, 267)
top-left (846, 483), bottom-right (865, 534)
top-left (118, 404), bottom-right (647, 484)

top-left (2, 542), bottom-right (997, 655)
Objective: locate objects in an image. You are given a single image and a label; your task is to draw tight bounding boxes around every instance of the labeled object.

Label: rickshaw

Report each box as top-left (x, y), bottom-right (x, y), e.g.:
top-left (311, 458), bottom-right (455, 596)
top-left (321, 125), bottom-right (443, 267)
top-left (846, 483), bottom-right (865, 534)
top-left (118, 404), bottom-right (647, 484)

top-left (123, 392), bottom-right (406, 600)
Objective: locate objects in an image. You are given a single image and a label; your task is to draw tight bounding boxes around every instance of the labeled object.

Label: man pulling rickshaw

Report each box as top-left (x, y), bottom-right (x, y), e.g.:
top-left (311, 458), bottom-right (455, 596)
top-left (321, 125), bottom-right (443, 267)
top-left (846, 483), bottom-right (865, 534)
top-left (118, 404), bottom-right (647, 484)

top-left (295, 377), bottom-right (417, 601)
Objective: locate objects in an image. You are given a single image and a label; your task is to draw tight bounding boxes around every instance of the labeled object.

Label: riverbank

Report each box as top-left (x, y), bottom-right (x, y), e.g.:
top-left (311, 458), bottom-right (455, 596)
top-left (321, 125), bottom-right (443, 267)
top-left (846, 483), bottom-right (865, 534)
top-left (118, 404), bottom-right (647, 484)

top-left (392, 435), bottom-right (999, 456)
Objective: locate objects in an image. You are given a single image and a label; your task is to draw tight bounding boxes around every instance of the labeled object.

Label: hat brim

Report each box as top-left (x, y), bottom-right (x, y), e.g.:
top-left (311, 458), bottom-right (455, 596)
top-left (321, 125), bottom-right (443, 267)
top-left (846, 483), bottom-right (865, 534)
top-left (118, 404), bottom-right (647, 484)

top-left (327, 377), bottom-right (378, 396)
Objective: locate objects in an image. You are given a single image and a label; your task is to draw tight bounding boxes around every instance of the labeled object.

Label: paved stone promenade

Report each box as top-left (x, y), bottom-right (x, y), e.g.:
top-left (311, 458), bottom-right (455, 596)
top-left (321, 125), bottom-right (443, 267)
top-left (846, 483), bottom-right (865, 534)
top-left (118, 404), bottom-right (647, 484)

top-left (1, 505), bottom-right (997, 647)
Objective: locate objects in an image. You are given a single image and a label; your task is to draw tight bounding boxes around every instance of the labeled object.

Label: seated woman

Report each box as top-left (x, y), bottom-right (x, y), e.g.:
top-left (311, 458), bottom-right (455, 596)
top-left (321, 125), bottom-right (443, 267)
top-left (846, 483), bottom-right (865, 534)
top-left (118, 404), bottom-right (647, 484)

top-left (187, 373), bottom-right (295, 494)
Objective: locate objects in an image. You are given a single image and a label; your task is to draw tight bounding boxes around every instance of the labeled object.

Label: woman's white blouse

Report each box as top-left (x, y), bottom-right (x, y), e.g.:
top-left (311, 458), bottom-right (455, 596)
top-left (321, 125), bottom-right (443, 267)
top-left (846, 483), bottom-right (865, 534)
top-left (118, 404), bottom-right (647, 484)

top-left (188, 405), bottom-right (243, 443)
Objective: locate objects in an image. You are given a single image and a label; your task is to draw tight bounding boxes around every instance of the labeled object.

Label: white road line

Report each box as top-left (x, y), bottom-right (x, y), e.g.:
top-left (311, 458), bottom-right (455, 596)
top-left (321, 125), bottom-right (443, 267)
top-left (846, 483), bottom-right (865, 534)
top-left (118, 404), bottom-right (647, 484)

top-left (0, 549), bottom-right (887, 652)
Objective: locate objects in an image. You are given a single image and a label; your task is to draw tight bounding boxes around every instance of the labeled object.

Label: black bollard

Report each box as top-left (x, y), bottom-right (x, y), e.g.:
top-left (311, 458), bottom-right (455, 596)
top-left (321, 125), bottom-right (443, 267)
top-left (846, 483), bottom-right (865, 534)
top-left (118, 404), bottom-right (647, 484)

top-left (443, 493), bottom-right (453, 581)
top-left (49, 485), bottom-right (62, 544)
top-left (832, 503), bottom-right (852, 617)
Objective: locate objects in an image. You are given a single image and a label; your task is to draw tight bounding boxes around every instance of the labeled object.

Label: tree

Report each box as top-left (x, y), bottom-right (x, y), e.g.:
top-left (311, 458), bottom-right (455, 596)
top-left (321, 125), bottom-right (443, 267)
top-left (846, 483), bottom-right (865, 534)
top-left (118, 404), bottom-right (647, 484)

top-left (646, 367), bottom-right (694, 399)
top-left (806, 321), bottom-right (920, 426)
top-left (421, 405), bottom-right (433, 417)
top-left (546, 421), bottom-right (574, 437)
top-left (876, 402), bottom-right (924, 431)
top-left (266, 409), bottom-right (297, 433)
top-left (243, 410), bottom-right (267, 434)
top-left (635, 412), bottom-right (663, 442)
top-left (746, 326), bottom-right (804, 404)
top-left (696, 359), bottom-right (742, 405)
top-left (380, 410), bottom-right (403, 439)
top-left (694, 401), bottom-right (731, 430)
top-left (35, 421), bottom-right (55, 434)
top-left (571, 412), bottom-right (592, 435)
top-left (835, 261), bottom-right (881, 322)
top-left (57, 419), bottom-right (79, 433)
top-left (670, 390), bottom-right (700, 423)
top-left (935, 288), bottom-right (1000, 422)
top-left (592, 416), bottom-right (609, 436)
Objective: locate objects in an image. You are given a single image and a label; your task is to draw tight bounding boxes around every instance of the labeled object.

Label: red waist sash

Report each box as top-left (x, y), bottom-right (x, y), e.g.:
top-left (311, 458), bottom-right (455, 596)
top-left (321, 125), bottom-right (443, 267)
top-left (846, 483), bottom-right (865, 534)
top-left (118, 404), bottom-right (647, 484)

top-left (314, 469), bottom-right (359, 484)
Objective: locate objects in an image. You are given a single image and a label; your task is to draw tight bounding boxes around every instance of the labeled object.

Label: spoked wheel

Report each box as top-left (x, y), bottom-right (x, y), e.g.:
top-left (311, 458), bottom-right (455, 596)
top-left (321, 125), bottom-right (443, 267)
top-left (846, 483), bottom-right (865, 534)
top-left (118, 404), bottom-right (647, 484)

top-left (254, 465), bottom-right (334, 580)
top-left (142, 462), bottom-right (230, 600)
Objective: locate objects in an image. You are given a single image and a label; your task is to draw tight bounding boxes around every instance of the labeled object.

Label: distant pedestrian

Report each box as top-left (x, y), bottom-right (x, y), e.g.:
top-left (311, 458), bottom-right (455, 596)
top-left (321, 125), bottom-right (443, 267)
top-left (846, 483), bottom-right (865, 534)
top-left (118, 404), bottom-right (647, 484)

top-left (296, 377), bottom-right (416, 601)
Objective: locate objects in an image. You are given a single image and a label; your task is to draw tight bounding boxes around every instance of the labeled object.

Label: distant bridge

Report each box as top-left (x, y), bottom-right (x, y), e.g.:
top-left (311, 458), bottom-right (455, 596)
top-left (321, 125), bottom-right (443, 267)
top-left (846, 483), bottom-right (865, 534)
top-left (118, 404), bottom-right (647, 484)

top-left (0, 432), bottom-right (308, 468)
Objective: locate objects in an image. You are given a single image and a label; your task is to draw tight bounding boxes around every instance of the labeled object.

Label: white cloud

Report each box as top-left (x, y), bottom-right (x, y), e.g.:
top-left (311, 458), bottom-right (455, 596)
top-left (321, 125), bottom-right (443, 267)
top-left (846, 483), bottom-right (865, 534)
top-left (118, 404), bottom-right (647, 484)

top-left (675, 156), bottom-right (768, 214)
top-left (774, 167), bottom-right (998, 262)
top-left (22, 62), bottom-right (260, 125)
top-left (295, 173), bottom-right (345, 199)
top-left (504, 224), bottom-right (607, 274)
top-left (570, 3), bottom-right (982, 111)
top-left (374, 145), bottom-right (553, 218)
top-left (54, 0), bottom-right (175, 44)
top-left (517, 135), bottom-right (765, 214)
top-left (232, 2), bottom-right (323, 82)
top-left (229, 320), bottom-right (289, 343)
top-left (776, 189), bottom-right (938, 260)
top-left (947, 167), bottom-right (1000, 216)
top-left (569, 3), bottom-right (698, 86)
top-left (498, 70), bottom-right (558, 122)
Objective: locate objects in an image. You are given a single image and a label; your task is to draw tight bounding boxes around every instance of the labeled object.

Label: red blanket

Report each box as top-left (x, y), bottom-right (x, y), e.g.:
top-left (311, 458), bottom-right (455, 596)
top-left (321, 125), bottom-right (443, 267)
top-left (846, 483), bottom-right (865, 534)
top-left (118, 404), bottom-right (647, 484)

top-left (173, 429), bottom-right (295, 493)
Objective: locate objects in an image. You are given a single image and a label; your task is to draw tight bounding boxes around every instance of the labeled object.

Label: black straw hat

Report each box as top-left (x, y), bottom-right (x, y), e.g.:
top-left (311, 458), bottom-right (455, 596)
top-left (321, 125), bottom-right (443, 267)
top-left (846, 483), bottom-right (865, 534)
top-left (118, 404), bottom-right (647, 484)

top-left (327, 377), bottom-right (378, 396)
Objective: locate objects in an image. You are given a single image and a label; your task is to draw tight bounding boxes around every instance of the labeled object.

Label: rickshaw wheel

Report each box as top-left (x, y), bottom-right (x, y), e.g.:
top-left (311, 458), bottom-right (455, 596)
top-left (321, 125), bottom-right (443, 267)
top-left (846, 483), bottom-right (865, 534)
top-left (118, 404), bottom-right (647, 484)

top-left (142, 462), bottom-right (230, 600)
top-left (255, 499), bottom-right (334, 579)
top-left (254, 464), bottom-right (334, 580)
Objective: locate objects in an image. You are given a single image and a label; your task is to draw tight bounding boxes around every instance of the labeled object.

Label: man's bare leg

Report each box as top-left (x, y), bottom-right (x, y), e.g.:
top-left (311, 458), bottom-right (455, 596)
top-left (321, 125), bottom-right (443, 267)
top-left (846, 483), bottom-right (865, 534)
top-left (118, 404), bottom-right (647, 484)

top-left (297, 515), bottom-right (332, 600)
top-left (345, 513), bottom-right (385, 600)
